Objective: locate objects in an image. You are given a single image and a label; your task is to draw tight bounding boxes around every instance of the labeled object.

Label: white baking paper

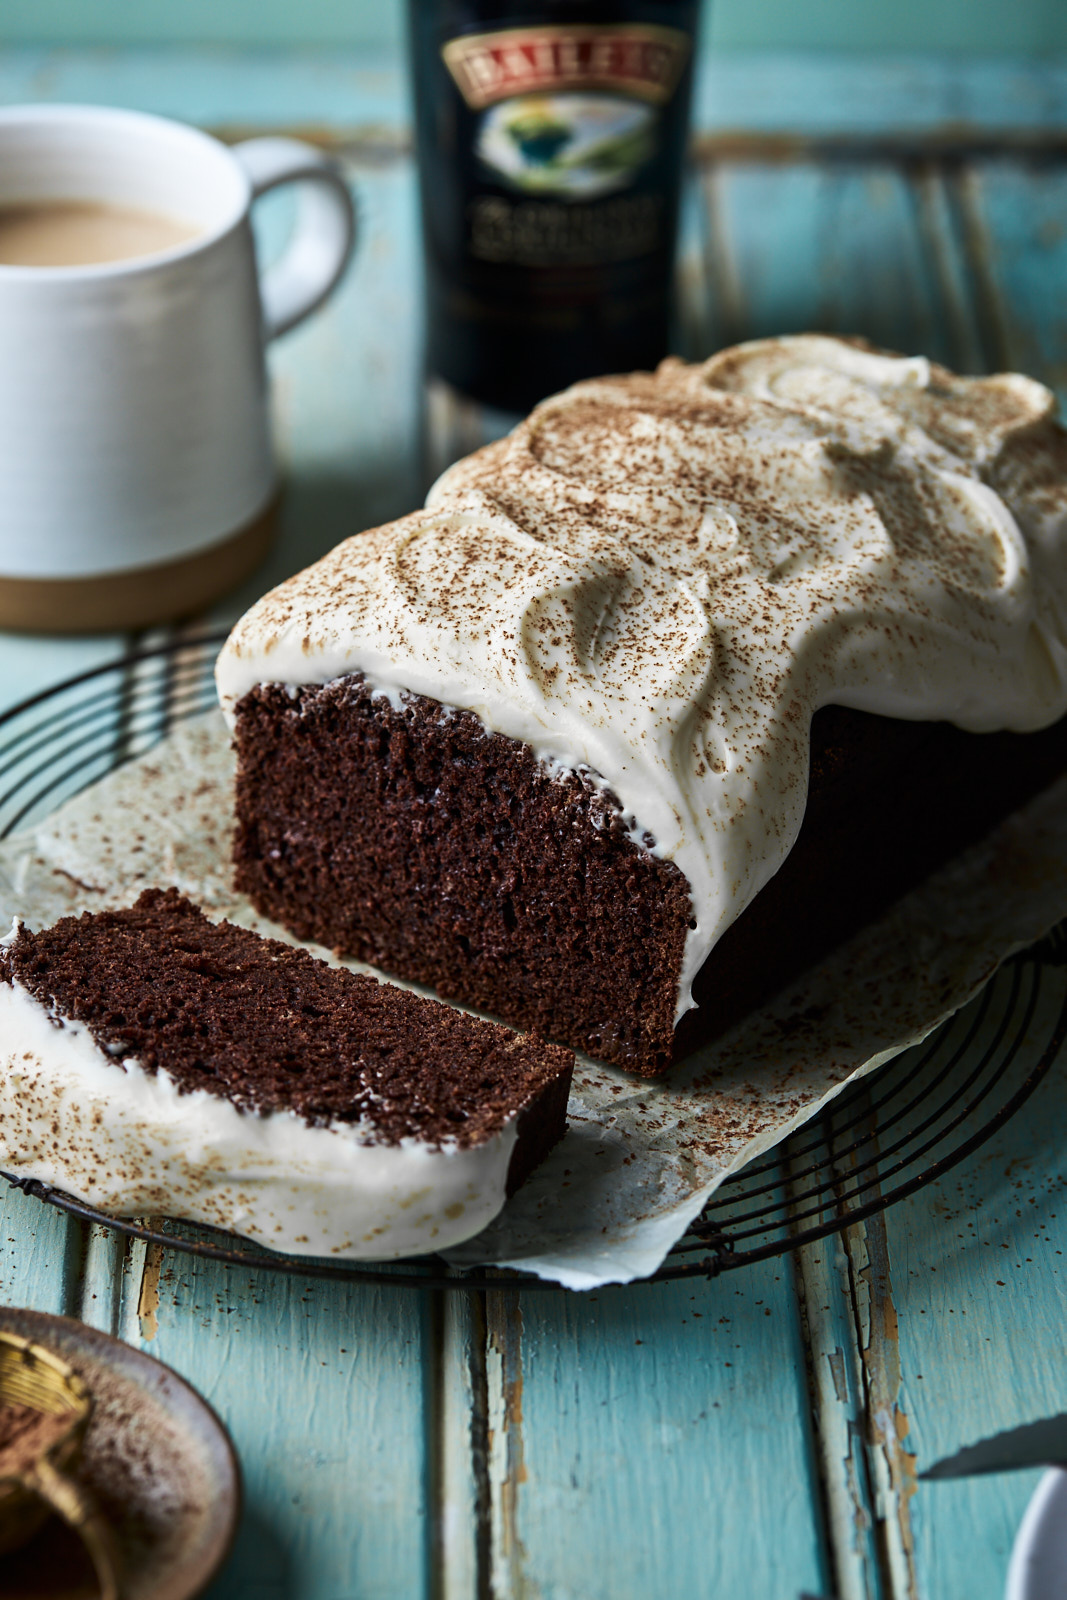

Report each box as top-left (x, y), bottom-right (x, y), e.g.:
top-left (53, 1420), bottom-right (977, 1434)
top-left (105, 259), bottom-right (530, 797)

top-left (2, 709), bottom-right (1066, 1289)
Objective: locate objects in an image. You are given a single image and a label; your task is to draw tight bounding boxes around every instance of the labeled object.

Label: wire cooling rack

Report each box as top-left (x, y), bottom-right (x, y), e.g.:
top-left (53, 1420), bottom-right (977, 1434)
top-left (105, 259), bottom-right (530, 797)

top-left (1, 634), bottom-right (1065, 1290)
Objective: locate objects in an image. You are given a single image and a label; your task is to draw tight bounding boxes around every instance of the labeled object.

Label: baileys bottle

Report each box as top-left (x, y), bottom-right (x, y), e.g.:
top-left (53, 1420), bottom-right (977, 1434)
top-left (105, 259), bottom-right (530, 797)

top-left (409, 0), bottom-right (700, 411)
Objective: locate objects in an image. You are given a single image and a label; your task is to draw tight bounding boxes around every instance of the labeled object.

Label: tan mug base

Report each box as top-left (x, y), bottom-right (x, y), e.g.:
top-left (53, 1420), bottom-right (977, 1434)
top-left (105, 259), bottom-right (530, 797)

top-left (0, 497), bottom-right (279, 634)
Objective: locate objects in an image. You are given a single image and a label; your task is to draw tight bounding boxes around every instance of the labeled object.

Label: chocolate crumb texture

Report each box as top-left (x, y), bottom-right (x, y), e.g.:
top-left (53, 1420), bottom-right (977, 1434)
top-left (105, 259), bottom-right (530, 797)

top-left (234, 678), bottom-right (692, 1074)
top-left (1, 889), bottom-right (574, 1172)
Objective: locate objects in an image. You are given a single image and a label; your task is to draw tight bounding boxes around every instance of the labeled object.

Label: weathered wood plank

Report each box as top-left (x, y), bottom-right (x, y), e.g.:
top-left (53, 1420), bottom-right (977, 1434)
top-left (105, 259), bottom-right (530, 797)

top-left (0, 1187), bottom-right (84, 1319)
top-left (952, 160), bottom-right (1067, 401)
top-left (0, 47), bottom-right (411, 133)
top-left (478, 1268), bottom-right (829, 1600)
top-left (116, 1249), bottom-right (434, 1600)
top-left (699, 160), bottom-right (959, 363)
top-left (881, 981), bottom-right (1067, 1598)
top-left (795, 1231), bottom-right (888, 1600)
top-left (6, 50), bottom-right (1067, 142)
top-left (431, 1287), bottom-right (485, 1600)
top-left (690, 55), bottom-right (1067, 139)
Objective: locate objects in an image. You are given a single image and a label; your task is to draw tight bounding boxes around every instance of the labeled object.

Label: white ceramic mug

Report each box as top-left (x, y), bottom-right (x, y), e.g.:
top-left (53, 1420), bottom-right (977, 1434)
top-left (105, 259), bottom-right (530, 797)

top-left (0, 103), bottom-right (356, 632)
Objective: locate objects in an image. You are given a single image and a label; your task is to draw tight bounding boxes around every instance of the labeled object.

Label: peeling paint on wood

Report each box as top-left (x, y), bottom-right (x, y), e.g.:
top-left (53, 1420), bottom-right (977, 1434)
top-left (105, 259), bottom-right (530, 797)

top-left (795, 1238), bottom-right (880, 1600)
top-left (137, 1241), bottom-right (165, 1341)
top-left (846, 1216), bottom-right (919, 1600)
top-left (75, 1224), bottom-right (126, 1335)
top-left (485, 1292), bottom-right (528, 1600)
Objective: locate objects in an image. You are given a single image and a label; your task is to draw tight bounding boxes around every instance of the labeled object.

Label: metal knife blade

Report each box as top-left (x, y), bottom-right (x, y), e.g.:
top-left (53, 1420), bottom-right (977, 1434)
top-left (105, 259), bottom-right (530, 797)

top-left (922, 1414), bottom-right (1067, 1480)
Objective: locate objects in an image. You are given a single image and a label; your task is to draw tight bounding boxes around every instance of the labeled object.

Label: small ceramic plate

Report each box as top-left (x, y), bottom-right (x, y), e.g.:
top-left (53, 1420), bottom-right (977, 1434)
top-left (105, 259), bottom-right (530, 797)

top-left (0, 1306), bottom-right (239, 1600)
top-left (1005, 1468), bottom-right (1067, 1600)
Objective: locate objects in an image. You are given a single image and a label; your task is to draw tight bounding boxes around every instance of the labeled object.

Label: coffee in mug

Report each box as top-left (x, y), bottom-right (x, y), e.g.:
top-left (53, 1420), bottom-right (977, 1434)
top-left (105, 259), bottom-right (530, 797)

top-left (0, 104), bottom-right (357, 633)
top-left (0, 200), bottom-right (203, 267)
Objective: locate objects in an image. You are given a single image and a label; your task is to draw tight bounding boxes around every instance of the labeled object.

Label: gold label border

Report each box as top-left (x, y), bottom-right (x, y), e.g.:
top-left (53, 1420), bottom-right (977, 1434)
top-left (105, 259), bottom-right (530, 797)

top-left (441, 24), bottom-right (692, 111)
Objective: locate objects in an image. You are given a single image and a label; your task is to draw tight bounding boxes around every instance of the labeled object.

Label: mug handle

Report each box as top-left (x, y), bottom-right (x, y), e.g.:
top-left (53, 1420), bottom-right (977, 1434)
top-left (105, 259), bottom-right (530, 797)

top-left (232, 136), bottom-right (356, 342)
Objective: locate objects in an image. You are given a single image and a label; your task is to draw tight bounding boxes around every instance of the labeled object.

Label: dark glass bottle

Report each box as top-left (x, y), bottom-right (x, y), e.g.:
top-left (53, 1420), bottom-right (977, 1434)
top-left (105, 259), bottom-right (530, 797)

top-left (408, 0), bottom-right (700, 411)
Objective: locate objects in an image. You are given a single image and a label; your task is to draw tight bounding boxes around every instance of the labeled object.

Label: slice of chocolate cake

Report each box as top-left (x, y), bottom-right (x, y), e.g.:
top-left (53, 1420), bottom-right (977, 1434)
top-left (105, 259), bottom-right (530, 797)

top-left (217, 335), bottom-right (1067, 1076)
top-left (0, 889), bottom-right (573, 1258)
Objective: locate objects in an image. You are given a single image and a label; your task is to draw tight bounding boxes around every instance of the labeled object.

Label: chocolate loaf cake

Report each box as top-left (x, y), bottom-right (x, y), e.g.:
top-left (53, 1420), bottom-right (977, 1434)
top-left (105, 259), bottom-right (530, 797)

top-left (0, 889), bottom-right (573, 1256)
top-left (217, 335), bottom-right (1067, 1075)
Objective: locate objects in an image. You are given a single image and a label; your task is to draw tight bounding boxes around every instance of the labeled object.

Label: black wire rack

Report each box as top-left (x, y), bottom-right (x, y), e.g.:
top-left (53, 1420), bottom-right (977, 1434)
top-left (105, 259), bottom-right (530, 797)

top-left (1, 634), bottom-right (1065, 1291)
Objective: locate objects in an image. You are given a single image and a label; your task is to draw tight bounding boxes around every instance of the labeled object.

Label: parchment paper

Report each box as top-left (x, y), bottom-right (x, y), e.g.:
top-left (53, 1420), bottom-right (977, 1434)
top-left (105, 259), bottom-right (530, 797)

top-left (2, 709), bottom-right (1066, 1289)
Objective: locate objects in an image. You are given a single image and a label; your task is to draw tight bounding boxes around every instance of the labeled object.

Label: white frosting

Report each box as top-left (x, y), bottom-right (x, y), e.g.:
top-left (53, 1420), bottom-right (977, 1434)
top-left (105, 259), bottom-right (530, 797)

top-left (0, 974), bottom-right (516, 1259)
top-left (216, 336), bottom-right (1067, 1022)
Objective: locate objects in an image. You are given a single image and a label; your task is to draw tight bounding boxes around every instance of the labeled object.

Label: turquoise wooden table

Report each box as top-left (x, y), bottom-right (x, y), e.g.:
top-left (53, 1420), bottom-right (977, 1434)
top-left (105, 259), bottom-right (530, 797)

top-left (2, 46), bottom-right (1067, 1600)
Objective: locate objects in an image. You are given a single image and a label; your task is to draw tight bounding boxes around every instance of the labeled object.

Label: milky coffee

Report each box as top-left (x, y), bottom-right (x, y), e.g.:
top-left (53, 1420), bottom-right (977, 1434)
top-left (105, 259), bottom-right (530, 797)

top-left (0, 200), bottom-right (201, 266)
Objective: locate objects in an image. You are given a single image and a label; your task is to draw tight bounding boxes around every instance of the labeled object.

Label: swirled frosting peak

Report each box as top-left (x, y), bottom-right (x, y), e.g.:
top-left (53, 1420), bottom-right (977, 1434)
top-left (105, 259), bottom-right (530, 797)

top-left (217, 336), bottom-right (1067, 1020)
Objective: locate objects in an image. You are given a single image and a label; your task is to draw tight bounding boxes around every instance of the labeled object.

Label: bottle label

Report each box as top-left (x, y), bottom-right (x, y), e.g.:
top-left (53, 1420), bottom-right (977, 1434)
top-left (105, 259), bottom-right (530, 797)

top-left (442, 24), bottom-right (691, 110)
top-left (442, 24), bottom-right (691, 207)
